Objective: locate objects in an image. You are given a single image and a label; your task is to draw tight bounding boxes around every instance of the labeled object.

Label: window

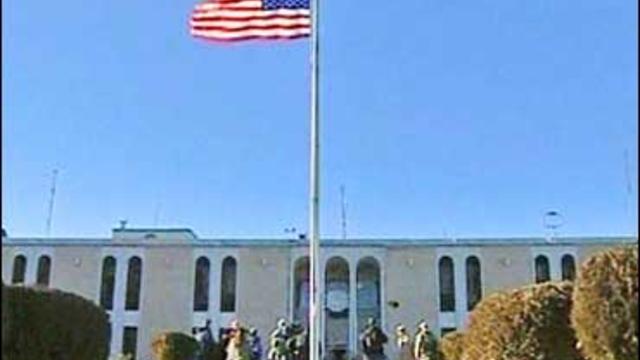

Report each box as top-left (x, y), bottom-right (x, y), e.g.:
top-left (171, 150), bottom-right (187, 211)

top-left (122, 326), bottom-right (138, 360)
top-left (439, 257), bottom-right (455, 312)
top-left (466, 256), bottom-right (482, 311)
top-left (293, 256), bottom-right (310, 326)
top-left (100, 256), bottom-right (117, 310)
top-left (125, 256), bottom-right (142, 311)
top-left (12, 255), bottom-right (27, 284)
top-left (561, 254), bottom-right (576, 281)
top-left (107, 322), bottom-right (113, 351)
top-left (220, 256), bottom-right (237, 312)
top-left (535, 255), bottom-right (550, 283)
top-left (36, 255), bottom-right (52, 286)
top-left (440, 328), bottom-right (456, 337)
top-left (356, 257), bottom-right (381, 333)
top-left (193, 256), bottom-right (210, 311)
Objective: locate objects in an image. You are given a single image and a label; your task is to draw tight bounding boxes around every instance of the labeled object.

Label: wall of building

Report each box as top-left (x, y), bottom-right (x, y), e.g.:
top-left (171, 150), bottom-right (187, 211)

top-left (1, 236), bottom-right (635, 360)
top-left (480, 245), bottom-right (532, 296)
top-left (237, 247), bottom-right (290, 339)
top-left (384, 246), bottom-right (437, 358)
top-left (138, 246), bottom-right (194, 360)
top-left (2, 245), bottom-right (15, 284)
top-left (51, 246), bottom-right (102, 300)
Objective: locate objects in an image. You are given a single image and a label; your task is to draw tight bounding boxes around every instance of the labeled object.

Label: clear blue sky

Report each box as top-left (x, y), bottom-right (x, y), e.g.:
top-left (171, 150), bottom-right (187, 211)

top-left (2, 0), bottom-right (637, 239)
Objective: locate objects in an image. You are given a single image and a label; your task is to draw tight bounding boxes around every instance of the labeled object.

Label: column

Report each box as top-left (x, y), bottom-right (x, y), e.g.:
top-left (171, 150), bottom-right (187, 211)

top-left (349, 257), bottom-right (357, 357)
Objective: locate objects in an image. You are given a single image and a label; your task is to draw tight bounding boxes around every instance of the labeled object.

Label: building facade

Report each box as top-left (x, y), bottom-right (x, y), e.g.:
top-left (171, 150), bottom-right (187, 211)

top-left (1, 228), bottom-right (635, 360)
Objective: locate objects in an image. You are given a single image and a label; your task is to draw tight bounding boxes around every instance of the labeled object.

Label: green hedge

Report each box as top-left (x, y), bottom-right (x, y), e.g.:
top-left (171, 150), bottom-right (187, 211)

top-left (2, 284), bottom-right (110, 360)
top-left (151, 332), bottom-right (200, 360)
top-left (571, 246), bottom-right (638, 360)
top-left (438, 331), bottom-right (464, 360)
top-left (462, 281), bottom-right (583, 360)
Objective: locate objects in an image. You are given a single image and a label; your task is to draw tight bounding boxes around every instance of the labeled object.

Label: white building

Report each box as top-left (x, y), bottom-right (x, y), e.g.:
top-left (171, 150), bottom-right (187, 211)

top-left (1, 227), bottom-right (634, 360)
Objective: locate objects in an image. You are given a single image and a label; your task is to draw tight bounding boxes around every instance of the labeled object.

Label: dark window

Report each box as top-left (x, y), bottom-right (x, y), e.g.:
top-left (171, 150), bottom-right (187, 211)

top-left (125, 256), bottom-right (142, 311)
top-left (440, 327), bottom-right (456, 337)
top-left (220, 256), bottom-right (237, 312)
top-left (293, 256), bottom-right (310, 326)
top-left (561, 254), bottom-right (576, 281)
top-left (535, 255), bottom-right (550, 283)
top-left (11, 255), bottom-right (27, 284)
top-left (466, 256), bottom-right (482, 311)
top-left (122, 326), bottom-right (138, 360)
top-left (193, 256), bottom-right (210, 311)
top-left (36, 255), bottom-right (52, 286)
top-left (100, 256), bottom-right (117, 310)
top-left (439, 256), bottom-right (455, 312)
top-left (107, 322), bottom-right (113, 351)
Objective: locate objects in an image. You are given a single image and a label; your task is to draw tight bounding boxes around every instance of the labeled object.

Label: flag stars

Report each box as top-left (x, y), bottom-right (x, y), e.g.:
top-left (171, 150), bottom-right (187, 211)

top-left (263, 0), bottom-right (310, 10)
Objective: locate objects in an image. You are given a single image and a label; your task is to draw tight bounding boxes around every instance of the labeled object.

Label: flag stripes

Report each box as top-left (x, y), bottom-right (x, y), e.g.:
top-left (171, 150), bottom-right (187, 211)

top-left (190, 0), bottom-right (310, 42)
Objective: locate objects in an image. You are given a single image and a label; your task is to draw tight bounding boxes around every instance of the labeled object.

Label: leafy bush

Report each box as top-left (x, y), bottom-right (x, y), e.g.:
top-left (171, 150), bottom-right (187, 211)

top-left (462, 281), bottom-right (583, 360)
top-left (571, 246), bottom-right (638, 360)
top-left (151, 332), bottom-right (200, 360)
top-left (439, 331), bottom-right (464, 360)
top-left (2, 284), bottom-right (110, 360)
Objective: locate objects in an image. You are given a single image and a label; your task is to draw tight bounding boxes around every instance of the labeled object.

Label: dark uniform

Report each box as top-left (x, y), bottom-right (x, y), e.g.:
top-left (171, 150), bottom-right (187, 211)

top-left (361, 319), bottom-right (388, 360)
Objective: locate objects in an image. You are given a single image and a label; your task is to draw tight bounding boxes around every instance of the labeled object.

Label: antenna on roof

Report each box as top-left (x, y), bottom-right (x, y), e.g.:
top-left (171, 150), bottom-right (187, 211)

top-left (340, 185), bottom-right (347, 240)
top-left (623, 148), bottom-right (634, 233)
top-left (45, 169), bottom-right (58, 237)
top-left (543, 210), bottom-right (563, 242)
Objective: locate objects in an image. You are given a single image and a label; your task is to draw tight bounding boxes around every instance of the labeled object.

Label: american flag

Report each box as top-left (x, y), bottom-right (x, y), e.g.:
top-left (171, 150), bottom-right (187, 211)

top-left (190, 0), bottom-right (311, 42)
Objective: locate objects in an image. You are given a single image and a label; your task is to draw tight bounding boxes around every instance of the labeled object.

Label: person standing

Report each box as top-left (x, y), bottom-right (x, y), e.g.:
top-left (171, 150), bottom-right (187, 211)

top-left (360, 318), bottom-right (389, 360)
top-left (249, 328), bottom-right (263, 360)
top-left (394, 325), bottom-right (413, 360)
top-left (412, 322), bottom-right (437, 360)
top-left (269, 319), bottom-right (291, 360)
top-left (225, 320), bottom-right (251, 360)
top-left (287, 322), bottom-right (306, 360)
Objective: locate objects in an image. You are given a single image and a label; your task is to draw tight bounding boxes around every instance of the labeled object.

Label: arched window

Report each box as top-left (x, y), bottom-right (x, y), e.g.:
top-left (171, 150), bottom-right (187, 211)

top-left (325, 256), bottom-right (350, 353)
top-left (122, 326), bottom-right (138, 359)
top-left (439, 256), bottom-right (455, 312)
top-left (466, 256), bottom-right (482, 311)
top-left (561, 254), bottom-right (576, 281)
top-left (125, 256), bottom-right (142, 311)
top-left (535, 255), bottom-right (550, 283)
top-left (36, 255), bottom-right (52, 286)
top-left (220, 256), bottom-right (237, 312)
top-left (193, 257), bottom-right (210, 311)
top-left (100, 256), bottom-right (117, 310)
top-left (293, 256), bottom-right (310, 326)
top-left (357, 257), bottom-right (381, 334)
top-left (11, 255), bottom-right (27, 284)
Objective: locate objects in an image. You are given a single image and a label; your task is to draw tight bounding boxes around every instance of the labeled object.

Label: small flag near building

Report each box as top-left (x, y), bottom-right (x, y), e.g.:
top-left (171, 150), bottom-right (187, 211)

top-left (190, 0), bottom-right (311, 42)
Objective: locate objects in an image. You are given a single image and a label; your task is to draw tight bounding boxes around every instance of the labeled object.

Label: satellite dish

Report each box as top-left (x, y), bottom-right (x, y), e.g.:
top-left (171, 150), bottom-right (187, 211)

top-left (543, 211), bottom-right (564, 230)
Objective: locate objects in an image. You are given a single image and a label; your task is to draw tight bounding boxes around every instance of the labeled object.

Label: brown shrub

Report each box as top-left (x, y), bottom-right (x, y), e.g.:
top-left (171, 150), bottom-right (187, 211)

top-left (439, 331), bottom-right (464, 360)
top-left (571, 246), bottom-right (638, 360)
top-left (151, 331), bottom-right (200, 360)
top-left (462, 281), bottom-right (583, 360)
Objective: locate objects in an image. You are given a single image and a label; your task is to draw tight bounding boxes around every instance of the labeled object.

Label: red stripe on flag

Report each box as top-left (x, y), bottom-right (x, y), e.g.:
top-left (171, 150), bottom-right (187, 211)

top-left (192, 33), bottom-right (309, 43)
top-left (190, 23), bottom-right (309, 32)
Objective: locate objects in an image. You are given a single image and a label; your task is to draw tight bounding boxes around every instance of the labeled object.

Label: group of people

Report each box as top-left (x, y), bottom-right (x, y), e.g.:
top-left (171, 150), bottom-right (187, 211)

top-left (192, 318), bottom-right (308, 360)
top-left (361, 318), bottom-right (438, 360)
top-left (192, 317), bottom-right (437, 360)
top-left (192, 319), bottom-right (263, 360)
top-left (266, 319), bottom-right (309, 360)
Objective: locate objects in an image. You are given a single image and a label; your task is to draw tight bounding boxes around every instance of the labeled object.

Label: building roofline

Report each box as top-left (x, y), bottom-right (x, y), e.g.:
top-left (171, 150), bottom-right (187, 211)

top-left (2, 236), bottom-right (637, 248)
top-left (112, 228), bottom-right (197, 233)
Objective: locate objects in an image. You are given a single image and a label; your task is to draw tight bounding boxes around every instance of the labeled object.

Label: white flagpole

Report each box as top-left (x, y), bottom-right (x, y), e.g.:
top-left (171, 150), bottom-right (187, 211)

top-left (308, 0), bottom-right (321, 358)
